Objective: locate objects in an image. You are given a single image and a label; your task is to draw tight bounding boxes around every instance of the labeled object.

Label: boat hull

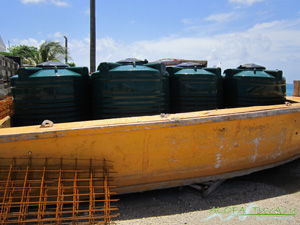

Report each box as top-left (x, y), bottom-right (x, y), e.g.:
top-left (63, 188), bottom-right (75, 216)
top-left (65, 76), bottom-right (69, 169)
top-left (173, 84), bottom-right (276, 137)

top-left (1, 97), bottom-right (300, 194)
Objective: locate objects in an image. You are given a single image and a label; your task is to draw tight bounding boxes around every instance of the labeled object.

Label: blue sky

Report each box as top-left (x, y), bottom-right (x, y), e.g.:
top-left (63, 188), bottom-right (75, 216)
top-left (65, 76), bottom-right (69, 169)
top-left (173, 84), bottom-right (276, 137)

top-left (1, 0), bottom-right (300, 83)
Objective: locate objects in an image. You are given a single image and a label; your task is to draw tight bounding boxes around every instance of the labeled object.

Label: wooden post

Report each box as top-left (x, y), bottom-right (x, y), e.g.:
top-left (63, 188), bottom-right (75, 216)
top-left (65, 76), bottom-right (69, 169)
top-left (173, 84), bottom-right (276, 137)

top-left (293, 80), bottom-right (300, 97)
top-left (90, 0), bottom-right (96, 73)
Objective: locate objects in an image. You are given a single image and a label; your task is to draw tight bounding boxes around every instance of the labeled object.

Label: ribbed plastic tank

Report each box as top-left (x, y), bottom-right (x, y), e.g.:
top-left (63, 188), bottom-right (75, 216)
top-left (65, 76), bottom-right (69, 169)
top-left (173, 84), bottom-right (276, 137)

top-left (223, 63), bottom-right (286, 108)
top-left (167, 62), bottom-right (223, 113)
top-left (91, 58), bottom-right (169, 119)
top-left (11, 61), bottom-right (90, 126)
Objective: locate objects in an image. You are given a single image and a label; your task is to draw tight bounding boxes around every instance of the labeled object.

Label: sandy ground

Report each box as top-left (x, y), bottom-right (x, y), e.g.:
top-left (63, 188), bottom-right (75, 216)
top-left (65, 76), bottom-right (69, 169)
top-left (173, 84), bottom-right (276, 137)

top-left (114, 158), bottom-right (300, 224)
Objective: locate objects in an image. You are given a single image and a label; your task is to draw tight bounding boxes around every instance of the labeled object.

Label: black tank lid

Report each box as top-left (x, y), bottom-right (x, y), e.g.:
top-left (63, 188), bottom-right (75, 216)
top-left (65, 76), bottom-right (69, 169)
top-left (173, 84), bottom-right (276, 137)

top-left (238, 63), bottom-right (266, 70)
top-left (37, 61), bottom-right (69, 68)
top-left (116, 58), bottom-right (148, 65)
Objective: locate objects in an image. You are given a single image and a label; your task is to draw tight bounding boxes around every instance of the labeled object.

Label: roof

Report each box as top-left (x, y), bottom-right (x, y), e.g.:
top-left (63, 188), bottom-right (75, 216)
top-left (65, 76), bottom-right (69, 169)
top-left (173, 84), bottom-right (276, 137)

top-left (0, 35), bottom-right (6, 52)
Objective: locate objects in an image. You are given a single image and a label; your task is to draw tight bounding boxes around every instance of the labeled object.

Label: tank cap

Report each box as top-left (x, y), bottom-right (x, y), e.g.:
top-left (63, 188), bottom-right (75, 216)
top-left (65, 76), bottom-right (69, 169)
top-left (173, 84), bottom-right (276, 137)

top-left (37, 61), bottom-right (69, 68)
top-left (238, 63), bottom-right (266, 70)
top-left (117, 58), bottom-right (148, 65)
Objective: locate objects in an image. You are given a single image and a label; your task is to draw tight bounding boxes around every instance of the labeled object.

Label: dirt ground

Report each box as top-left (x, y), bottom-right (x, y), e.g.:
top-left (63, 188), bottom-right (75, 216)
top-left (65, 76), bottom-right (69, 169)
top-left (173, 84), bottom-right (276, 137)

top-left (114, 158), bottom-right (300, 224)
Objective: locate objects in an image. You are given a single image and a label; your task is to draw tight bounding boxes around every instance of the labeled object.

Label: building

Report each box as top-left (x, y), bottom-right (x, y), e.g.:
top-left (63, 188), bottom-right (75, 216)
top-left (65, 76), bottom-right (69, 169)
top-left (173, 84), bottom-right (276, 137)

top-left (0, 35), bottom-right (6, 52)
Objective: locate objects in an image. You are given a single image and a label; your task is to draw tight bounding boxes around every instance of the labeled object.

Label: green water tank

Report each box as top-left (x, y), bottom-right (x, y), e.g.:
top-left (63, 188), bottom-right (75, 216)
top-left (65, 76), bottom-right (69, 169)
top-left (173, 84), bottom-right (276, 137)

top-left (223, 63), bottom-right (286, 108)
top-left (11, 61), bottom-right (90, 126)
top-left (167, 62), bottom-right (223, 113)
top-left (91, 59), bottom-right (169, 119)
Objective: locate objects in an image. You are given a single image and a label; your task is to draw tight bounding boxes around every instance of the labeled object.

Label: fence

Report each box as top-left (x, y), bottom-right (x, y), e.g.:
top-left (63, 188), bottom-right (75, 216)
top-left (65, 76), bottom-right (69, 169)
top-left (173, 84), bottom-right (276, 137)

top-left (0, 54), bottom-right (19, 98)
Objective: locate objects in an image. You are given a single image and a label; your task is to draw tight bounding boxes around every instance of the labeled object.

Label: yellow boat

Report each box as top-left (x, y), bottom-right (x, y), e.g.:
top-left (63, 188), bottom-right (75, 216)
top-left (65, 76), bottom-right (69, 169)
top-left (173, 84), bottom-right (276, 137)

top-left (1, 96), bottom-right (300, 194)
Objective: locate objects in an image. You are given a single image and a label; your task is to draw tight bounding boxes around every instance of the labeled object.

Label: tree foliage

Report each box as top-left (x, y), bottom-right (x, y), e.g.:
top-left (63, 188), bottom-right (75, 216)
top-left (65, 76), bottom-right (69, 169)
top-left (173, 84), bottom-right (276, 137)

top-left (6, 41), bottom-right (69, 65)
top-left (37, 41), bottom-right (65, 63)
top-left (0, 51), bottom-right (12, 57)
top-left (7, 45), bottom-right (38, 65)
top-left (66, 62), bottom-right (76, 67)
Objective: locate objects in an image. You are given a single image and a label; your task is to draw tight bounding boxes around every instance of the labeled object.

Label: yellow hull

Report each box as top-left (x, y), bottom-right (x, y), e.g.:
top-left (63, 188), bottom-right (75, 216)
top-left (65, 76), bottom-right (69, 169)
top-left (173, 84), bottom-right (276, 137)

top-left (1, 97), bottom-right (300, 194)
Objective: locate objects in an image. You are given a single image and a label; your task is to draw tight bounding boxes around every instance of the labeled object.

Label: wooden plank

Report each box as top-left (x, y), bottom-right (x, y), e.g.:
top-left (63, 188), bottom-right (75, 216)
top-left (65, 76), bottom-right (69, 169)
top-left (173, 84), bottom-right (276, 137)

top-left (202, 179), bottom-right (225, 197)
top-left (0, 116), bottom-right (12, 128)
top-left (293, 80), bottom-right (300, 97)
top-left (188, 179), bottom-right (226, 197)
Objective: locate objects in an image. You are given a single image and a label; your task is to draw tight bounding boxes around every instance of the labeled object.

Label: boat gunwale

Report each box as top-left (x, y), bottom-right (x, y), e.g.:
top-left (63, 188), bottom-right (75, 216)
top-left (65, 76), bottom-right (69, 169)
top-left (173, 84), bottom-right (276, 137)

top-left (1, 97), bottom-right (300, 142)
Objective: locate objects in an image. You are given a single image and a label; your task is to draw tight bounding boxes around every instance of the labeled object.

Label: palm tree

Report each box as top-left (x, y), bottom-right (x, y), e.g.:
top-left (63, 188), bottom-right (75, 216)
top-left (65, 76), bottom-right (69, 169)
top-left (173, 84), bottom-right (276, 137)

top-left (6, 45), bottom-right (38, 66)
top-left (6, 41), bottom-right (70, 65)
top-left (37, 41), bottom-right (66, 63)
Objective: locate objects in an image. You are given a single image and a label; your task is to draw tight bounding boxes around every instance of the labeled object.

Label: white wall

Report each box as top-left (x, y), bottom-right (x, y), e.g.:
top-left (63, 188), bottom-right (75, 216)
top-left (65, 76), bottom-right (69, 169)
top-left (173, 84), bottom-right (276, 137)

top-left (0, 35), bottom-right (6, 52)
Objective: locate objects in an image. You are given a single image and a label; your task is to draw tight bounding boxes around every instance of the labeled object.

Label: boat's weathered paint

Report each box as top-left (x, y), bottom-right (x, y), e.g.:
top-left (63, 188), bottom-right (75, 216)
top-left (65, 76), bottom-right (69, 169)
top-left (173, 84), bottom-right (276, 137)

top-left (1, 97), bottom-right (300, 194)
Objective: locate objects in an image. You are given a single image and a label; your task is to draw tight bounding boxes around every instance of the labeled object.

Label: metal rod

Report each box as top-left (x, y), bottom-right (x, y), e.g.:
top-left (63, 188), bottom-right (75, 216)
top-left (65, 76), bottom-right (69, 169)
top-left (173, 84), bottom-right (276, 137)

top-left (63, 35), bottom-right (68, 64)
top-left (37, 159), bottom-right (47, 223)
top-left (5, 207), bottom-right (119, 217)
top-left (0, 169), bottom-right (115, 172)
top-left (0, 159), bottom-right (14, 223)
top-left (0, 198), bottom-right (119, 206)
top-left (89, 159), bottom-right (95, 224)
top-left (18, 164), bottom-right (30, 222)
top-left (2, 213), bottom-right (120, 224)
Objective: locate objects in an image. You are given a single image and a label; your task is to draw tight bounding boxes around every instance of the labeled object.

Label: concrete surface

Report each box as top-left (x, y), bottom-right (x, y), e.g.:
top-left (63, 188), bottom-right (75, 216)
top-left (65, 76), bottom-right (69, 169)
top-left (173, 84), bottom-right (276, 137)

top-left (115, 158), bottom-right (300, 224)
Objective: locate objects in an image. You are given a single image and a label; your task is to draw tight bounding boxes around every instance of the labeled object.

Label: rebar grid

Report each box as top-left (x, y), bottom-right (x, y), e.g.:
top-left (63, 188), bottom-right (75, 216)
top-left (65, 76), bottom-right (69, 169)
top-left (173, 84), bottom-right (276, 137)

top-left (0, 158), bottom-right (119, 224)
top-left (0, 97), bottom-right (13, 120)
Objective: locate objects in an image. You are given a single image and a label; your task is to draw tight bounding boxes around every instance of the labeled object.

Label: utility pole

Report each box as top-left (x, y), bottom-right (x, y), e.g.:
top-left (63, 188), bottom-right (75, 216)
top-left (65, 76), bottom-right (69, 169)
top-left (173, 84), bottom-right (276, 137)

top-left (63, 36), bottom-right (68, 64)
top-left (90, 0), bottom-right (96, 72)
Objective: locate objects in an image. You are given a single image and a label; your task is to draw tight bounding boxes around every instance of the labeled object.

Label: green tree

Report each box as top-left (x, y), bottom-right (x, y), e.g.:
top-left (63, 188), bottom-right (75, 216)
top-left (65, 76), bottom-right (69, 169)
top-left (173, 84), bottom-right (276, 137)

top-left (5, 41), bottom-right (69, 65)
top-left (7, 45), bottom-right (38, 65)
top-left (0, 51), bottom-right (12, 57)
top-left (66, 62), bottom-right (76, 67)
top-left (37, 41), bottom-right (66, 63)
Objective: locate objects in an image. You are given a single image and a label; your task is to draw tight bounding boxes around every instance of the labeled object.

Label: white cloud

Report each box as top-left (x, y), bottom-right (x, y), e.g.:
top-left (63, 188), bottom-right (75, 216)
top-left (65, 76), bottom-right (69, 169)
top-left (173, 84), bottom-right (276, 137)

top-left (12, 38), bottom-right (44, 48)
top-left (182, 18), bottom-right (194, 25)
top-left (10, 19), bottom-right (300, 83)
top-left (21, 0), bottom-right (45, 3)
top-left (54, 32), bottom-right (62, 38)
top-left (50, 0), bottom-right (69, 7)
top-left (229, 0), bottom-right (264, 6)
top-left (89, 19), bottom-right (300, 83)
top-left (20, 0), bottom-right (70, 7)
top-left (84, 8), bottom-right (90, 15)
top-left (205, 12), bottom-right (237, 23)
top-left (49, 32), bottom-right (63, 38)
top-left (181, 18), bottom-right (204, 33)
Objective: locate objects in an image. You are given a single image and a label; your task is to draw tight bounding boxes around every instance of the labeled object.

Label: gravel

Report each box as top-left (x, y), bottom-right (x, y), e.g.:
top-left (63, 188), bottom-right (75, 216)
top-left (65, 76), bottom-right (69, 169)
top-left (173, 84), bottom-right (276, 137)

top-left (114, 158), bottom-right (300, 224)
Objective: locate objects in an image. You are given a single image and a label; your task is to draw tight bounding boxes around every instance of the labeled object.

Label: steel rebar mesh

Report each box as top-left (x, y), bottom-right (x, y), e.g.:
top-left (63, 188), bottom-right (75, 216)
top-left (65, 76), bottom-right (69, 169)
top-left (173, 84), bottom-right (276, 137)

top-left (0, 97), bottom-right (13, 120)
top-left (0, 158), bottom-right (119, 224)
